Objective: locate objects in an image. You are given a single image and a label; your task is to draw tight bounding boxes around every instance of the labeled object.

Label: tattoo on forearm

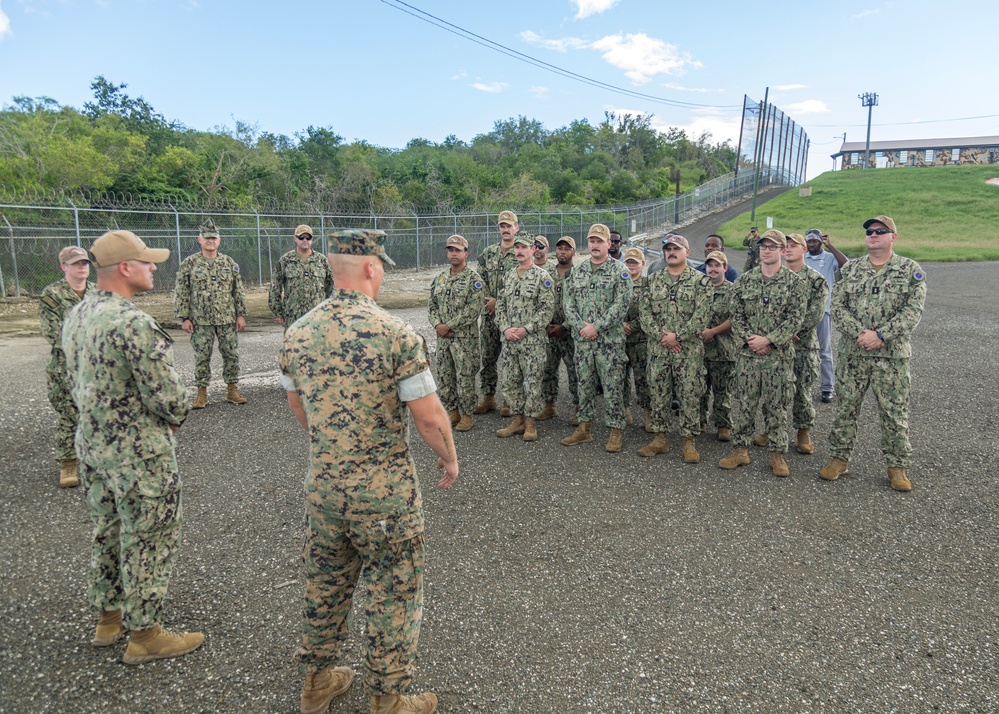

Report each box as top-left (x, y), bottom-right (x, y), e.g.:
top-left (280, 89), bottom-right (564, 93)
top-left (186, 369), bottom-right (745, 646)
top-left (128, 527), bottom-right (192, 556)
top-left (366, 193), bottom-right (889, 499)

top-left (437, 427), bottom-right (455, 461)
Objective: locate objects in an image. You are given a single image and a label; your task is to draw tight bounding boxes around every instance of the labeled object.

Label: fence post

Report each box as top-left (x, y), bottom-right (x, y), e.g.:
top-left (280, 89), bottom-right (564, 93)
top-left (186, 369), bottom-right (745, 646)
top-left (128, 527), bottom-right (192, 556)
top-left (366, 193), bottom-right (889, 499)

top-left (171, 205), bottom-right (181, 267)
top-left (320, 213), bottom-right (326, 256)
top-left (68, 199), bottom-right (82, 246)
top-left (415, 214), bottom-right (420, 271)
top-left (0, 213), bottom-right (13, 298)
top-left (254, 210), bottom-right (263, 286)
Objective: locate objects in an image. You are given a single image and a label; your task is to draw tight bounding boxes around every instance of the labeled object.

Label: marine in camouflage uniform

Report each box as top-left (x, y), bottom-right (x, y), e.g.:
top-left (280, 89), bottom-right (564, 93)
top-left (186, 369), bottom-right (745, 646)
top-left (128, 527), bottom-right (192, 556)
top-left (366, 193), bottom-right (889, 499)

top-left (39, 245), bottom-right (94, 485)
top-left (541, 237), bottom-right (578, 417)
top-left (268, 224), bottom-right (334, 331)
top-left (174, 220), bottom-right (247, 404)
top-left (62, 230), bottom-right (202, 663)
top-left (428, 235), bottom-right (485, 424)
top-left (280, 229), bottom-right (456, 710)
top-left (495, 236), bottom-right (555, 426)
top-left (622, 248), bottom-right (650, 421)
top-left (720, 230), bottom-right (806, 474)
top-left (638, 235), bottom-right (710, 461)
top-left (698, 252), bottom-right (737, 437)
top-left (562, 224), bottom-right (632, 449)
top-left (475, 210), bottom-right (521, 410)
top-left (822, 216), bottom-right (926, 491)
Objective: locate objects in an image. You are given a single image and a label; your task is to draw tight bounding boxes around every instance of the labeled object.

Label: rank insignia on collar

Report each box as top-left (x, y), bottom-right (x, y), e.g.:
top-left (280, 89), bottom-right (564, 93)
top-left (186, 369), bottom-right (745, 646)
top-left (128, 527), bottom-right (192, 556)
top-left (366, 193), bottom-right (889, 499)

top-left (872, 287), bottom-right (880, 295)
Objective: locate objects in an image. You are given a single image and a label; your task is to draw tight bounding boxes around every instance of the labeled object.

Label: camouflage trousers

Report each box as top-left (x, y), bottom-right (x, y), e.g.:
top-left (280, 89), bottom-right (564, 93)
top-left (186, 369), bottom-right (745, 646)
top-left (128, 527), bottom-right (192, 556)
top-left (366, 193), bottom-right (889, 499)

top-left (731, 352), bottom-right (795, 452)
top-left (436, 336), bottom-right (480, 416)
top-left (829, 354), bottom-right (913, 468)
top-left (45, 360), bottom-right (78, 463)
top-left (542, 335), bottom-right (578, 406)
top-left (191, 323), bottom-right (240, 386)
top-left (478, 314), bottom-right (502, 395)
top-left (299, 502), bottom-right (425, 696)
top-left (699, 359), bottom-right (734, 430)
top-left (647, 349), bottom-right (705, 437)
top-left (502, 338), bottom-right (548, 418)
top-left (792, 347), bottom-right (820, 430)
top-left (574, 339), bottom-right (627, 429)
top-left (624, 338), bottom-right (650, 410)
top-left (81, 453), bottom-right (182, 630)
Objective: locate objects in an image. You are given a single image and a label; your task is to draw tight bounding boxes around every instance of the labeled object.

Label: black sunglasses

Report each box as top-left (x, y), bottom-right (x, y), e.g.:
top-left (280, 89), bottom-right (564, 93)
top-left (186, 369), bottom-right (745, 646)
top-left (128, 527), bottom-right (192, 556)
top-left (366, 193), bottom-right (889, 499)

top-left (297, 234), bottom-right (314, 241)
top-left (534, 244), bottom-right (546, 250)
top-left (865, 228), bottom-right (891, 236)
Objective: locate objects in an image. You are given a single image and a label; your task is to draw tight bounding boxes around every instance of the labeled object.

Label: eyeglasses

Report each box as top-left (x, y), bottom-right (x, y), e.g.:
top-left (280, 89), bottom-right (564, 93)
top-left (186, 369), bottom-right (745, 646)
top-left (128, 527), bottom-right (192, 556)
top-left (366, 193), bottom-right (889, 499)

top-left (534, 244), bottom-right (546, 250)
top-left (297, 234), bottom-right (313, 241)
top-left (865, 228), bottom-right (892, 236)
top-left (610, 239), bottom-right (622, 244)
top-left (758, 243), bottom-right (782, 252)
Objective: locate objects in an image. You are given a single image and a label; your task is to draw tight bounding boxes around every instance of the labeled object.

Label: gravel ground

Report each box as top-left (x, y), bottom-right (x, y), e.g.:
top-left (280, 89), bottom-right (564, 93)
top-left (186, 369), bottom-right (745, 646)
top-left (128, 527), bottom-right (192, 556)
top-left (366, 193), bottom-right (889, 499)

top-left (1, 262), bottom-right (996, 713)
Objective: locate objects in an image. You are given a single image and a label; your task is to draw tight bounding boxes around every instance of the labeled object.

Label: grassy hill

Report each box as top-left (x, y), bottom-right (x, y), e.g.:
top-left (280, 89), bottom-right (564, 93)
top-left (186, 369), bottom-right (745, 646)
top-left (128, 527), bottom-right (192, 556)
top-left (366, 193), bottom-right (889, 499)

top-left (719, 165), bottom-right (999, 262)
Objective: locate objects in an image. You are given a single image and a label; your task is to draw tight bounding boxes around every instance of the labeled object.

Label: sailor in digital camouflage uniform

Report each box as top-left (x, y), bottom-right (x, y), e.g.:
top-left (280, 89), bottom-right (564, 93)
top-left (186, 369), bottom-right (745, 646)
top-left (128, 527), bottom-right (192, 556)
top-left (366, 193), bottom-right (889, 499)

top-left (782, 233), bottom-right (829, 456)
top-left (540, 236), bottom-right (578, 422)
top-left (62, 230), bottom-right (203, 665)
top-left (494, 235), bottom-right (556, 442)
top-left (622, 247), bottom-right (651, 432)
top-left (279, 229), bottom-right (457, 714)
top-left (174, 219), bottom-right (248, 408)
top-left (718, 229), bottom-right (806, 477)
top-left (428, 234), bottom-right (485, 432)
top-left (39, 246), bottom-right (94, 488)
top-left (637, 235), bottom-right (710, 464)
top-left (698, 251), bottom-right (736, 442)
top-left (474, 210), bottom-right (521, 415)
top-left (561, 224), bottom-right (632, 453)
top-left (268, 224), bottom-right (334, 331)
top-left (820, 216), bottom-right (926, 492)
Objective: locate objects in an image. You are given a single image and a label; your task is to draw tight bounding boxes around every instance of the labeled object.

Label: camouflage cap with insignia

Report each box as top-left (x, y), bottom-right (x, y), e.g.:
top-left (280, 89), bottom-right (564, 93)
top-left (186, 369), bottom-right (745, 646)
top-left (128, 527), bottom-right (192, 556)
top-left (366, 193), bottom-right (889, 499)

top-left (512, 234), bottom-right (534, 247)
top-left (757, 229), bottom-right (786, 247)
top-left (330, 229), bottom-right (396, 266)
top-left (863, 215), bottom-right (897, 234)
top-left (199, 219), bottom-right (220, 238)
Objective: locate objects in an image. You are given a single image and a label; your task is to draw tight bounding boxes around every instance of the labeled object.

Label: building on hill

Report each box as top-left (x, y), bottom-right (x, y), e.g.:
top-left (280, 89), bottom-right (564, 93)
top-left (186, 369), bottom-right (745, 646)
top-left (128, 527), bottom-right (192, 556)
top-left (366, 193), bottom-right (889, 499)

top-left (832, 136), bottom-right (999, 170)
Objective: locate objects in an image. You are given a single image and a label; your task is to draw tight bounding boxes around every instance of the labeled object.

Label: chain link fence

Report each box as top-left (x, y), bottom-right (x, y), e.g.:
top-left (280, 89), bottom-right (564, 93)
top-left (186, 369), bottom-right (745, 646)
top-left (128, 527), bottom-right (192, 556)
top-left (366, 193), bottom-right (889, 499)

top-left (0, 170), bottom-right (784, 297)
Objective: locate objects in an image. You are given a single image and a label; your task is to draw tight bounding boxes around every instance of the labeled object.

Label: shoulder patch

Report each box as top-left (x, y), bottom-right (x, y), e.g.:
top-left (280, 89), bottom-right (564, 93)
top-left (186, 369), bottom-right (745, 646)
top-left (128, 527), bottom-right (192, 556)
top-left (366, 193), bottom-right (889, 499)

top-left (543, 278), bottom-right (553, 289)
top-left (473, 280), bottom-right (483, 290)
top-left (913, 269), bottom-right (924, 281)
top-left (232, 263), bottom-right (240, 273)
top-left (621, 270), bottom-right (631, 280)
top-left (436, 275), bottom-right (446, 284)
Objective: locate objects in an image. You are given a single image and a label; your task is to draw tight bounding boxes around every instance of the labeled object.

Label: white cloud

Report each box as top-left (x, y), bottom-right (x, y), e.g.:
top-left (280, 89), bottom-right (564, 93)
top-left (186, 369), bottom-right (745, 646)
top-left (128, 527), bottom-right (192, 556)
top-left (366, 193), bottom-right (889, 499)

top-left (520, 30), bottom-right (588, 52)
top-left (530, 86), bottom-right (550, 99)
top-left (451, 70), bottom-right (468, 80)
top-left (572, 0), bottom-right (620, 19)
top-left (661, 82), bottom-right (715, 94)
top-left (0, 2), bottom-right (11, 40)
top-left (471, 81), bottom-right (510, 94)
top-left (606, 106), bottom-right (743, 146)
top-left (852, 9), bottom-right (879, 19)
top-left (783, 99), bottom-right (830, 115)
top-left (773, 84), bottom-right (807, 91)
top-left (591, 33), bottom-right (701, 84)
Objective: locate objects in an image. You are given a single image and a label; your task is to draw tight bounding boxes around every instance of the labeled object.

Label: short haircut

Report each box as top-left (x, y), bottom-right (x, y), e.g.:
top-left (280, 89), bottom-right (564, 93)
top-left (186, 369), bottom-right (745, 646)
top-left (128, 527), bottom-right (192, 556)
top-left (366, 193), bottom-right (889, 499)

top-left (706, 234), bottom-right (725, 247)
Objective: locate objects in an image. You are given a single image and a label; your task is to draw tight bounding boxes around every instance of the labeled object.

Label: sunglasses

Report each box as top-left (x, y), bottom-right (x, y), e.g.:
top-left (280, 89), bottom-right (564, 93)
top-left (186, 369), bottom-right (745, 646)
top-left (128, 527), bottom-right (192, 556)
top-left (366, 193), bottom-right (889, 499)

top-left (534, 244), bottom-right (546, 250)
top-left (297, 234), bottom-right (314, 241)
top-left (610, 239), bottom-right (622, 244)
top-left (865, 228), bottom-right (892, 236)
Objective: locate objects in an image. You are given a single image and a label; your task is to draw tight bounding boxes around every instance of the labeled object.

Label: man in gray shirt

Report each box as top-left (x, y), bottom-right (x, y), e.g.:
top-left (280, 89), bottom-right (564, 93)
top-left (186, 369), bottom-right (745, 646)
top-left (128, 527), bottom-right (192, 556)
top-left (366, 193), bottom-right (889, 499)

top-left (803, 228), bottom-right (848, 402)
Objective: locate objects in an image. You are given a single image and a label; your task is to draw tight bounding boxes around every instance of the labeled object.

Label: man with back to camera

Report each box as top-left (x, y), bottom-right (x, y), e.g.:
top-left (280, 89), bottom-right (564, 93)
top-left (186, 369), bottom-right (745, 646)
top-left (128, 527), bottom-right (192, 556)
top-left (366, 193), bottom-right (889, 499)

top-left (803, 227), bottom-right (849, 403)
top-left (695, 234), bottom-right (739, 283)
top-left (39, 245), bottom-right (94, 488)
top-left (63, 230), bottom-right (203, 665)
top-left (269, 224), bottom-right (335, 331)
top-left (819, 216), bottom-right (926, 492)
top-left (280, 229), bottom-right (457, 714)
top-left (539, 236), bottom-right (579, 423)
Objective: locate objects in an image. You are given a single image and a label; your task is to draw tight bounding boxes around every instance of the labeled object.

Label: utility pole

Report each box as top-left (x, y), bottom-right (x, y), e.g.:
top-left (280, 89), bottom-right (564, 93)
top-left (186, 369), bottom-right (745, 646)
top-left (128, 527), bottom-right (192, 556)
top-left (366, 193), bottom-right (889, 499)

top-left (858, 92), bottom-right (878, 169)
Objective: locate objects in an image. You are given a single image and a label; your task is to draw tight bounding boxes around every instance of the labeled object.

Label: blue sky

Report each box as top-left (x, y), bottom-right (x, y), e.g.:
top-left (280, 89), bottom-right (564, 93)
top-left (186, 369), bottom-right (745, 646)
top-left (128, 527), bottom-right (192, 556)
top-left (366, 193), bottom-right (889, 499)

top-left (2, 0), bottom-right (998, 180)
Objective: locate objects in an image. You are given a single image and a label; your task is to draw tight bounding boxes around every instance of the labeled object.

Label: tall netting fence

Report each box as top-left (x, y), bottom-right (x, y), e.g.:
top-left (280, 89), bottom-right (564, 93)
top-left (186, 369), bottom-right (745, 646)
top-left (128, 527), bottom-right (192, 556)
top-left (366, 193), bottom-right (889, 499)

top-left (735, 94), bottom-right (810, 187)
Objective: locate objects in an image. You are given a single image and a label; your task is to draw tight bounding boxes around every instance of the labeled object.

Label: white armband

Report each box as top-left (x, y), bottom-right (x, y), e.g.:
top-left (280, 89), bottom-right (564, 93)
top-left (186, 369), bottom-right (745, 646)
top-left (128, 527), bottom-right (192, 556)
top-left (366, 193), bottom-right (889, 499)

top-left (279, 373), bottom-right (297, 392)
top-left (398, 369), bottom-right (436, 402)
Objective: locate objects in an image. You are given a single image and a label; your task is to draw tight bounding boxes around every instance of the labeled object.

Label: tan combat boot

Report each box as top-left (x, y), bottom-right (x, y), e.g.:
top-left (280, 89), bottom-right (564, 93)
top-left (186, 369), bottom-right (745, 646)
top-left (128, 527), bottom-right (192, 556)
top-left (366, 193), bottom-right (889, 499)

top-left (447, 409), bottom-right (460, 427)
top-left (644, 408), bottom-right (652, 433)
top-left (560, 422), bottom-right (592, 446)
top-left (301, 666), bottom-right (354, 714)
top-left (370, 692), bottom-right (439, 714)
top-left (638, 432), bottom-right (669, 457)
top-left (716, 427), bottom-right (731, 442)
top-left (92, 609), bottom-right (124, 647)
top-left (819, 457), bottom-right (849, 481)
top-left (59, 459), bottom-right (79, 489)
top-left (495, 415), bottom-right (525, 438)
top-left (500, 400), bottom-right (511, 417)
top-left (523, 416), bottom-right (539, 442)
top-left (538, 402), bottom-right (558, 421)
top-left (888, 467), bottom-right (912, 492)
top-left (769, 452), bottom-right (790, 477)
top-left (625, 407), bottom-right (634, 425)
top-left (473, 394), bottom-right (496, 414)
top-left (455, 414), bottom-right (474, 432)
top-left (122, 625), bottom-right (205, 665)
top-left (752, 433), bottom-right (769, 447)
top-left (191, 387), bottom-right (208, 409)
top-left (226, 383), bottom-right (247, 404)
top-left (605, 428), bottom-right (624, 453)
top-left (718, 447), bottom-right (750, 469)
top-left (571, 405), bottom-right (579, 425)
top-left (682, 436), bottom-right (700, 464)
top-left (796, 428), bottom-right (814, 454)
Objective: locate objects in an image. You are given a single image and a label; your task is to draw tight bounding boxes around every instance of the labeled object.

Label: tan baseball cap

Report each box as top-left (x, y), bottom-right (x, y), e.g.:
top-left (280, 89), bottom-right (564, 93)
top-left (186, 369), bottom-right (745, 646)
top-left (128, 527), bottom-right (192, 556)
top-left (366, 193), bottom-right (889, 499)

top-left (534, 235), bottom-right (549, 249)
top-left (757, 229), bottom-right (786, 247)
top-left (704, 250), bottom-right (728, 266)
top-left (587, 223), bottom-right (610, 242)
top-left (58, 246), bottom-right (90, 265)
top-left (863, 215), bottom-right (897, 234)
top-left (663, 234), bottom-right (689, 249)
top-left (294, 224), bottom-right (313, 237)
top-left (786, 232), bottom-right (807, 247)
top-left (556, 236), bottom-right (576, 249)
top-left (445, 234), bottom-right (468, 249)
top-left (497, 210), bottom-right (518, 225)
top-left (89, 230), bottom-right (170, 268)
top-left (623, 247), bottom-right (645, 263)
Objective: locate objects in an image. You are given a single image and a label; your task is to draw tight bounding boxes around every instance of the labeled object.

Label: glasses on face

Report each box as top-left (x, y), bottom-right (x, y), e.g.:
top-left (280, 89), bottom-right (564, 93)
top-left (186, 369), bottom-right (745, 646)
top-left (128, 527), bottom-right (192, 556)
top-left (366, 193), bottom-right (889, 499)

top-left (297, 234), bottom-right (313, 241)
top-left (865, 228), bottom-right (892, 236)
top-left (758, 243), bottom-right (781, 252)
top-left (534, 244), bottom-right (546, 250)
top-left (610, 239), bottom-right (622, 245)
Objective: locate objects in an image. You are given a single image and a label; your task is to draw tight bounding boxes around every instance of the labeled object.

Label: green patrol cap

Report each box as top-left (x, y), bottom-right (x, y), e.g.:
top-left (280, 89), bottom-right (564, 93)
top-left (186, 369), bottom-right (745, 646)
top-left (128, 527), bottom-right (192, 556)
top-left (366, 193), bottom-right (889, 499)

top-left (329, 229), bottom-right (396, 266)
top-left (199, 219), bottom-right (220, 238)
top-left (512, 234), bottom-right (533, 247)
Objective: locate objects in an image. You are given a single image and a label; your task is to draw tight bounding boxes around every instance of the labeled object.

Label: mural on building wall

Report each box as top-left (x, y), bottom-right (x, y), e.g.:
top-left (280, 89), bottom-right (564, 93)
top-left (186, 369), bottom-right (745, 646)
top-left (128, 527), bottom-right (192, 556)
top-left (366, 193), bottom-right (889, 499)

top-left (840, 143), bottom-right (999, 169)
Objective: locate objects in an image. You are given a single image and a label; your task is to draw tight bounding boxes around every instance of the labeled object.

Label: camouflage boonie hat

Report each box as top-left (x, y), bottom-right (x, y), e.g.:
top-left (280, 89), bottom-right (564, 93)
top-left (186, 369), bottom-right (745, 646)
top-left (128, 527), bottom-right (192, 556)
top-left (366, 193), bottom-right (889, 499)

top-left (757, 229), bottom-right (786, 247)
top-left (199, 219), bottom-right (220, 238)
top-left (786, 232), bottom-right (807, 247)
top-left (512, 235), bottom-right (534, 247)
top-left (445, 234), bottom-right (468, 249)
top-left (704, 250), bottom-right (728, 266)
top-left (863, 215), bottom-right (897, 234)
top-left (330, 229), bottom-right (396, 266)
top-left (497, 210), bottom-right (518, 225)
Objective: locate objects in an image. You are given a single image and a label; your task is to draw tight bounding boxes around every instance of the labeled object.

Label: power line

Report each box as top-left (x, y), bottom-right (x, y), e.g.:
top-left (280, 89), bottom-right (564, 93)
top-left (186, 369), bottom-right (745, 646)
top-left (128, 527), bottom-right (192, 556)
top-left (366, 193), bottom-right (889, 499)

top-left (810, 113), bottom-right (999, 128)
top-left (378, 0), bottom-right (742, 111)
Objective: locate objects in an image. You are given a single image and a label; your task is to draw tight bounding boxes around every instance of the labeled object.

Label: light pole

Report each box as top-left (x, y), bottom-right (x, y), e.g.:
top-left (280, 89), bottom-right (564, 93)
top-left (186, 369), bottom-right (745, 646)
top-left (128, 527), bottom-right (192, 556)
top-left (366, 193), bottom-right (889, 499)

top-left (858, 92), bottom-right (878, 169)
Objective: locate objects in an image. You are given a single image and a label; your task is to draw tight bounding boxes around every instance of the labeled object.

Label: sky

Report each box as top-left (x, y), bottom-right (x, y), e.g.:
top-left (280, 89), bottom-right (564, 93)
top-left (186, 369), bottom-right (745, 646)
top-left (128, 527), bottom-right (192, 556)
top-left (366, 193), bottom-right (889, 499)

top-left (2, 0), bottom-right (999, 181)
